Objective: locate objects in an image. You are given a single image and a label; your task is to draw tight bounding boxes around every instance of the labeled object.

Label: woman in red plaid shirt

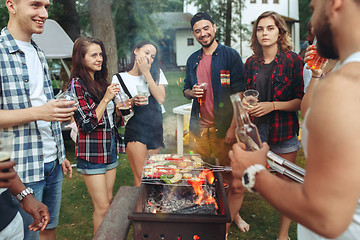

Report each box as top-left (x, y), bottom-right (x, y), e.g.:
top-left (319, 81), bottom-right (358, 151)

top-left (243, 11), bottom-right (304, 240)
top-left (69, 37), bottom-right (123, 234)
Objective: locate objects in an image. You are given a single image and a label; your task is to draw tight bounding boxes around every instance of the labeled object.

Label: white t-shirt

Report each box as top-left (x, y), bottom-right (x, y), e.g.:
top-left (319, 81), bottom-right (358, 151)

top-left (111, 69), bottom-right (168, 113)
top-left (106, 100), bottom-right (115, 128)
top-left (303, 64), bottom-right (313, 93)
top-left (15, 40), bottom-right (57, 163)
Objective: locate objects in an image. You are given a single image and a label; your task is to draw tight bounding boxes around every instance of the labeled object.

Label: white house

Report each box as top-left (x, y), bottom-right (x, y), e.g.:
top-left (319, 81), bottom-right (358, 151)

top-left (152, 12), bottom-right (201, 67)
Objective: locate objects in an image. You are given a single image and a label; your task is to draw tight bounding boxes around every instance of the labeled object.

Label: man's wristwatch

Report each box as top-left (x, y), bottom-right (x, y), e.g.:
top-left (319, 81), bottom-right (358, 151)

top-left (16, 187), bottom-right (35, 202)
top-left (242, 164), bottom-right (266, 192)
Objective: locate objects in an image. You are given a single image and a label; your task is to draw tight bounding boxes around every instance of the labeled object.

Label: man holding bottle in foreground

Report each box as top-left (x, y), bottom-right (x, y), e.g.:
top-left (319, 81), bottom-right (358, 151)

top-left (230, 0), bottom-right (360, 239)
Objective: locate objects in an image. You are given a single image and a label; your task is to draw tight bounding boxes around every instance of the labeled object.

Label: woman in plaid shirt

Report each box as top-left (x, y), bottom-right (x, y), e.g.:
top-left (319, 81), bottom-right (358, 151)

top-left (244, 11), bottom-right (304, 240)
top-left (69, 37), bottom-right (123, 234)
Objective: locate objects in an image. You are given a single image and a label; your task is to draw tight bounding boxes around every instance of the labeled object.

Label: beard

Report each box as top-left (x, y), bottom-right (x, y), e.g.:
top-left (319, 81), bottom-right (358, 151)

top-left (314, 15), bottom-right (339, 59)
top-left (200, 35), bottom-right (216, 48)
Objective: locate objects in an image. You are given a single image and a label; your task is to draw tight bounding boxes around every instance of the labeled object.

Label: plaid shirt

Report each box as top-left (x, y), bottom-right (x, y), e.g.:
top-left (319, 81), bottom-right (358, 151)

top-left (73, 79), bottom-right (114, 163)
top-left (0, 28), bottom-right (65, 183)
top-left (245, 51), bottom-right (304, 144)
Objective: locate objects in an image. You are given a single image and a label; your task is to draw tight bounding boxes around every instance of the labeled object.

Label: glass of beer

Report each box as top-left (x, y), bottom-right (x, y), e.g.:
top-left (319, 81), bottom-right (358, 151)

top-left (307, 37), bottom-right (328, 70)
top-left (0, 132), bottom-right (14, 172)
top-left (243, 89), bottom-right (259, 109)
top-left (196, 82), bottom-right (208, 106)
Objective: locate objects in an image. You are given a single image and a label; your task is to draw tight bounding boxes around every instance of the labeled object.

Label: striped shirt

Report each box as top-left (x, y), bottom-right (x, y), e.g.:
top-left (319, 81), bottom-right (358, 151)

top-left (0, 27), bottom-right (65, 183)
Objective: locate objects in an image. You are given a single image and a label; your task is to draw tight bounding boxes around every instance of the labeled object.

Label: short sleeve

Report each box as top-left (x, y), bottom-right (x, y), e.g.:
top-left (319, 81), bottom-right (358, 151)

top-left (159, 69), bottom-right (168, 86)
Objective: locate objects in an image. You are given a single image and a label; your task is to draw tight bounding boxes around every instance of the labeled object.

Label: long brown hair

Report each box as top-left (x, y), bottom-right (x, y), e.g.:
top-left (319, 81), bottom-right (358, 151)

top-left (124, 41), bottom-right (160, 83)
top-left (250, 11), bottom-right (292, 58)
top-left (69, 37), bottom-right (109, 103)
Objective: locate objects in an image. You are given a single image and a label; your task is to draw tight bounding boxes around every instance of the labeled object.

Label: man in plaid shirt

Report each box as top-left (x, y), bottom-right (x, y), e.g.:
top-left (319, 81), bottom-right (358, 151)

top-left (0, 0), bottom-right (76, 239)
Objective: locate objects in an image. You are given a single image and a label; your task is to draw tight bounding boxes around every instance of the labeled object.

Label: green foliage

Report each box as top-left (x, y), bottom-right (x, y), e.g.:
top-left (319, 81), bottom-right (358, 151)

top-left (111, 0), bottom-right (183, 60)
top-left (299, 0), bottom-right (312, 41)
top-left (188, 0), bottom-right (248, 46)
top-left (0, 2), bottom-right (9, 29)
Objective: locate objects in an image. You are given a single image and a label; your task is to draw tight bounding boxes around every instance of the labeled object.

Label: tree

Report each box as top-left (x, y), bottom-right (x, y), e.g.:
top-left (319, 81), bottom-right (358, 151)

top-left (51, 0), bottom-right (81, 41)
top-left (111, 0), bottom-right (176, 62)
top-left (0, 2), bottom-right (9, 28)
top-left (88, 0), bottom-right (118, 80)
top-left (225, 0), bottom-right (232, 46)
top-left (299, 0), bottom-right (312, 41)
top-left (189, 0), bottom-right (246, 47)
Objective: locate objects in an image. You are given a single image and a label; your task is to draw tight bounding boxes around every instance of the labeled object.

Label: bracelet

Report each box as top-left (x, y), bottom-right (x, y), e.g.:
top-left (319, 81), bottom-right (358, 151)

top-left (272, 102), bottom-right (275, 111)
top-left (312, 75), bottom-right (321, 78)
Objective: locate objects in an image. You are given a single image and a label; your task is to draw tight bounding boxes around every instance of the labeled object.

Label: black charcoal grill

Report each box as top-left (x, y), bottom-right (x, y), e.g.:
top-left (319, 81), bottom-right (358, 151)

top-left (128, 171), bottom-right (231, 240)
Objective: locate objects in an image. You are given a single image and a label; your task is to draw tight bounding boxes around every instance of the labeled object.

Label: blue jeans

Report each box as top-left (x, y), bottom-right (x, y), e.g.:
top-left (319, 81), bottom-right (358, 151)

top-left (17, 160), bottom-right (63, 240)
top-left (258, 123), bottom-right (301, 154)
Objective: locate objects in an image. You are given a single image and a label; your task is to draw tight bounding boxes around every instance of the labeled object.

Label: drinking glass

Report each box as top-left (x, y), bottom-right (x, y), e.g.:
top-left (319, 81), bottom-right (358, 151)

top-left (307, 37), bottom-right (328, 70)
top-left (0, 132), bottom-right (14, 172)
top-left (136, 85), bottom-right (150, 105)
top-left (55, 90), bottom-right (79, 108)
top-left (195, 82), bottom-right (208, 105)
top-left (243, 89), bottom-right (259, 109)
top-left (115, 92), bottom-right (131, 116)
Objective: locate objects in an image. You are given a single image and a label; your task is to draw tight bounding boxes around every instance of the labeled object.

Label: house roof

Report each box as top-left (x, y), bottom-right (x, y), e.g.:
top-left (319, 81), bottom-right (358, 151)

top-left (152, 12), bottom-right (193, 30)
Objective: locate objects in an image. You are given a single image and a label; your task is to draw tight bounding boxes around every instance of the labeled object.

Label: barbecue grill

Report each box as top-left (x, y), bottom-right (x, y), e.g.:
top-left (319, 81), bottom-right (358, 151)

top-left (129, 155), bottom-right (231, 240)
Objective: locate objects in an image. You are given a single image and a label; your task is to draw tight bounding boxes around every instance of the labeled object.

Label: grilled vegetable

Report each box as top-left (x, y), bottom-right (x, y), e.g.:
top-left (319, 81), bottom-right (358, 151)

top-left (170, 173), bottom-right (183, 183)
top-left (160, 174), bottom-right (174, 184)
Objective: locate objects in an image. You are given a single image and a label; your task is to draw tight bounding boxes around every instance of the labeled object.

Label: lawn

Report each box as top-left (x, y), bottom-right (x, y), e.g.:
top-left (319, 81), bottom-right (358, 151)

top-left (57, 70), bottom-right (306, 239)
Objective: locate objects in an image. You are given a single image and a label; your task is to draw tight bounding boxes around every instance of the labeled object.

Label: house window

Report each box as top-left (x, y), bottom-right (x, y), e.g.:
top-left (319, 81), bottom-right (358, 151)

top-left (250, 0), bottom-right (256, 3)
top-left (274, 0), bottom-right (279, 3)
top-left (187, 38), bottom-right (194, 46)
top-left (262, 0), bottom-right (268, 3)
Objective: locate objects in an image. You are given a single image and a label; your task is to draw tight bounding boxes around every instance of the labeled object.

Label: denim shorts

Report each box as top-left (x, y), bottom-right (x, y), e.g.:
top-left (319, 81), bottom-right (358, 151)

top-left (76, 133), bottom-right (119, 175)
top-left (258, 123), bottom-right (301, 154)
top-left (16, 160), bottom-right (63, 240)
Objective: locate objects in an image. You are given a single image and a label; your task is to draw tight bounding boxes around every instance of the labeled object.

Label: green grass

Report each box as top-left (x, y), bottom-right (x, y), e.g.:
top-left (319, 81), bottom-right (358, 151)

top-left (57, 70), bottom-right (306, 239)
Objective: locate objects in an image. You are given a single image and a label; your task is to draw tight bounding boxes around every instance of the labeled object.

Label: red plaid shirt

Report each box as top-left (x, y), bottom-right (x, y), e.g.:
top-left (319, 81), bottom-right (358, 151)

top-left (245, 51), bottom-right (304, 144)
top-left (73, 80), bottom-right (114, 163)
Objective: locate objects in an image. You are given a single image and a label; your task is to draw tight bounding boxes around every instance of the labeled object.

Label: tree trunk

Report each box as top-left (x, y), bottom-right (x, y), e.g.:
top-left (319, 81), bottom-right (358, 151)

top-left (88, 0), bottom-right (118, 82)
top-left (52, 0), bottom-right (80, 41)
top-left (225, 0), bottom-right (232, 47)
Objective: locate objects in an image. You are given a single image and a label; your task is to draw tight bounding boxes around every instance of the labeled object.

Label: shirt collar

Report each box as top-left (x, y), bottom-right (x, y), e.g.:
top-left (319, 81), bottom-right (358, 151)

top-left (1, 27), bottom-right (41, 54)
top-left (255, 49), bottom-right (283, 64)
top-left (198, 40), bottom-right (221, 57)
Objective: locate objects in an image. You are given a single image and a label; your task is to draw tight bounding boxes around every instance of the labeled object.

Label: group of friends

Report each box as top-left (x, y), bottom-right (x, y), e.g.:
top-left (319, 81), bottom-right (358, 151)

top-left (1, 0), bottom-right (360, 240)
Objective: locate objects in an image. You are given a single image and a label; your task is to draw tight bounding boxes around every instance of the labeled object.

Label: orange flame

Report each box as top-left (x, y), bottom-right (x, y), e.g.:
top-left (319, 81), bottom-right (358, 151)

top-left (206, 171), bottom-right (215, 184)
top-left (152, 209), bottom-right (157, 214)
top-left (188, 170), bottom-right (218, 209)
